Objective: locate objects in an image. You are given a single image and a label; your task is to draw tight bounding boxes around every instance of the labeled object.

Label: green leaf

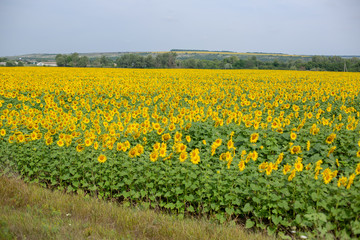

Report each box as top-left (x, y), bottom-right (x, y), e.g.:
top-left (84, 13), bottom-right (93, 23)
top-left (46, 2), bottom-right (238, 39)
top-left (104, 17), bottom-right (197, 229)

top-left (311, 192), bottom-right (318, 201)
top-left (175, 187), bottom-right (183, 195)
top-left (187, 205), bottom-right (195, 212)
top-left (278, 201), bottom-right (289, 211)
top-left (185, 194), bottom-right (194, 202)
top-left (272, 215), bottom-right (281, 225)
top-left (295, 214), bottom-right (302, 225)
top-left (250, 183), bottom-right (261, 191)
top-left (294, 200), bottom-right (304, 210)
top-left (245, 219), bottom-right (255, 229)
top-left (225, 207), bottom-right (234, 215)
top-left (243, 203), bottom-right (253, 212)
top-left (216, 213), bottom-right (226, 224)
top-left (165, 203), bottom-right (175, 209)
top-left (278, 231), bottom-right (292, 240)
top-left (267, 225), bottom-right (277, 235)
top-left (72, 181), bottom-right (79, 188)
top-left (351, 220), bottom-right (360, 235)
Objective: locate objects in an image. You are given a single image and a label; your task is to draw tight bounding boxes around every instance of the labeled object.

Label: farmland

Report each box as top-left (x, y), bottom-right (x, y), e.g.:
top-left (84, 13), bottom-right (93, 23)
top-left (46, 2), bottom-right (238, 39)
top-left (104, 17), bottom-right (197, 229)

top-left (0, 67), bottom-right (360, 238)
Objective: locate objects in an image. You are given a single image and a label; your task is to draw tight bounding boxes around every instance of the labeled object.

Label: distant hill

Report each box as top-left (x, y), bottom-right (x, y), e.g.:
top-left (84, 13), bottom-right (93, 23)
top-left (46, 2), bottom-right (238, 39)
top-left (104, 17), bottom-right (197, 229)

top-left (4, 51), bottom-right (360, 63)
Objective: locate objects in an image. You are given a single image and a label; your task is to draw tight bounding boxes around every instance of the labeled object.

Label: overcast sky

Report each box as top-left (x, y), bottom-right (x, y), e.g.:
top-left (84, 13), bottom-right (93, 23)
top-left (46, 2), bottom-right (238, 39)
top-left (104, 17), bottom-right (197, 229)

top-left (1, 0), bottom-right (359, 56)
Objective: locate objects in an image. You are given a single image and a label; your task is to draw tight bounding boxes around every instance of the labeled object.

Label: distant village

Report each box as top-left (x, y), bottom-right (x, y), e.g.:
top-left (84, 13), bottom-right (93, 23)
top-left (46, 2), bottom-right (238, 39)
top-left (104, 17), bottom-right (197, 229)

top-left (0, 58), bottom-right (57, 67)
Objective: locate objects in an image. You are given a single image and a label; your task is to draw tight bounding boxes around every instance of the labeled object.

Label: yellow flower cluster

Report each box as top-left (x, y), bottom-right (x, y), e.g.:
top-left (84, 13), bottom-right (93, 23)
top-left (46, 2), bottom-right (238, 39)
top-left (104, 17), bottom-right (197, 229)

top-left (1, 67), bottom-right (360, 189)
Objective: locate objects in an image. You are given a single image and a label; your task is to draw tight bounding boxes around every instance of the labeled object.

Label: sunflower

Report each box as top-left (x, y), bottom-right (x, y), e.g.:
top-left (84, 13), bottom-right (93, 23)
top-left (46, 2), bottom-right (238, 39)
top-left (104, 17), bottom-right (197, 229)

top-left (276, 153), bottom-right (284, 165)
top-left (251, 150), bottom-right (258, 161)
top-left (116, 142), bottom-right (123, 151)
top-left (213, 139), bottom-right (222, 147)
top-left (346, 174), bottom-right (356, 189)
top-left (153, 142), bottom-right (160, 151)
top-left (168, 123), bottom-right (174, 133)
top-left (250, 133), bottom-right (259, 143)
top-left (152, 122), bottom-right (161, 130)
top-left (76, 144), bottom-right (84, 152)
top-left (265, 162), bottom-right (274, 176)
top-left (290, 145), bottom-right (301, 154)
top-left (136, 144), bottom-right (144, 155)
top-left (258, 162), bottom-right (268, 173)
top-left (174, 132), bottom-right (182, 142)
top-left (157, 128), bottom-right (164, 135)
top-left (45, 136), bottom-right (53, 146)
top-left (97, 154), bottom-right (107, 163)
top-left (178, 143), bottom-right (186, 152)
top-left (179, 152), bottom-right (188, 162)
top-left (128, 148), bottom-right (137, 158)
top-left (294, 159), bottom-right (303, 172)
top-left (30, 132), bottom-right (37, 140)
top-left (276, 128), bottom-right (283, 134)
top-left (57, 139), bottom-right (64, 147)
top-left (159, 148), bottom-right (167, 158)
top-left (190, 149), bottom-right (200, 164)
top-left (271, 121), bottom-right (280, 129)
top-left (0, 129), bottom-right (5, 136)
top-left (84, 138), bottom-right (92, 147)
top-left (150, 151), bottom-right (158, 162)
top-left (17, 134), bottom-right (25, 143)
top-left (283, 164), bottom-right (291, 175)
top-left (162, 133), bottom-right (171, 142)
top-left (325, 133), bottom-right (336, 144)
top-left (288, 169), bottom-right (296, 181)
top-left (337, 176), bottom-right (347, 187)
top-left (356, 163), bottom-right (360, 175)
top-left (290, 132), bottom-right (297, 141)
top-left (327, 146), bottom-right (336, 157)
top-left (227, 139), bottom-right (234, 149)
top-left (238, 160), bottom-right (245, 171)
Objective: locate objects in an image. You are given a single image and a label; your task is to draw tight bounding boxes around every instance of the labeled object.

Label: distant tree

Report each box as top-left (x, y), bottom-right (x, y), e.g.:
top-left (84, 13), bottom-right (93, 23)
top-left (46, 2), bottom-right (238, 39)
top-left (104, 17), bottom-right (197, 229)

top-left (155, 52), bottom-right (177, 68)
top-left (223, 56), bottom-right (238, 65)
top-left (90, 57), bottom-right (102, 67)
top-left (233, 59), bottom-right (246, 69)
top-left (77, 56), bottom-right (89, 67)
top-left (244, 56), bottom-right (257, 69)
top-left (70, 53), bottom-right (80, 67)
top-left (55, 54), bottom-right (67, 67)
top-left (6, 61), bottom-right (16, 67)
top-left (144, 55), bottom-right (155, 68)
top-left (182, 59), bottom-right (197, 68)
top-left (100, 56), bottom-right (113, 67)
top-left (273, 59), bottom-right (280, 68)
top-left (116, 54), bottom-right (144, 68)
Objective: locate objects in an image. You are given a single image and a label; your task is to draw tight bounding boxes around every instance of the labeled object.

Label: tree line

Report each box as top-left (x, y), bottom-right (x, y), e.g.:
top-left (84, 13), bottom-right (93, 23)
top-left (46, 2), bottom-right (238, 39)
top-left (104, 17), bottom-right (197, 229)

top-left (54, 53), bottom-right (360, 72)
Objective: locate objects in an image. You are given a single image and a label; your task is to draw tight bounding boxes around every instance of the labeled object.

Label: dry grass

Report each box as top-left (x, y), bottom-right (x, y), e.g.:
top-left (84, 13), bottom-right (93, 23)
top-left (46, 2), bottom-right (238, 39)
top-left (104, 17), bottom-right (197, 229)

top-left (0, 175), bottom-right (275, 240)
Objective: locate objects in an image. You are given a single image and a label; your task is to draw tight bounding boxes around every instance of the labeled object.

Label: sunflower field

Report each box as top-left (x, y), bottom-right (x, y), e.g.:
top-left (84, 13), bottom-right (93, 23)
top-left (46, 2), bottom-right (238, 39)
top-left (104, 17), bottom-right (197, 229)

top-left (1, 67), bottom-right (360, 238)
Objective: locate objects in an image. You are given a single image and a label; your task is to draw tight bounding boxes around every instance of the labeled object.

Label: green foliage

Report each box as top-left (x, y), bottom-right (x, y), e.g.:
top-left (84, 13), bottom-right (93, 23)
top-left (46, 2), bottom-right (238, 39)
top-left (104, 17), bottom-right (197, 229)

top-left (1, 130), bottom-right (359, 238)
top-left (55, 53), bottom-right (89, 67)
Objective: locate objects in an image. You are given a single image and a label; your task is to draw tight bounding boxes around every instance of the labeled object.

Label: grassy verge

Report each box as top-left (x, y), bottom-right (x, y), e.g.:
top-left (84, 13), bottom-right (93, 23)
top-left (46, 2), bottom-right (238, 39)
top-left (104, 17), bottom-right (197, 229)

top-left (0, 175), bottom-right (274, 240)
